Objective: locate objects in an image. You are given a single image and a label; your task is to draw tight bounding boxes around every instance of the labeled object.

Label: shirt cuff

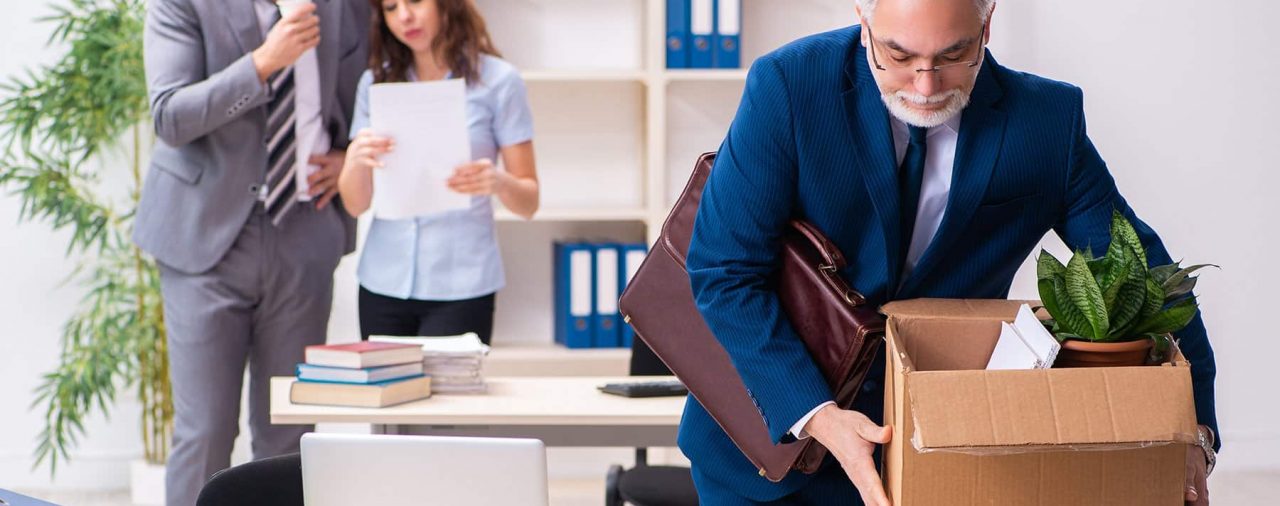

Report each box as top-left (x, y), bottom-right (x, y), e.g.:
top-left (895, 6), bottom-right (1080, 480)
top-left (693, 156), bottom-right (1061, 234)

top-left (789, 401), bottom-right (836, 440)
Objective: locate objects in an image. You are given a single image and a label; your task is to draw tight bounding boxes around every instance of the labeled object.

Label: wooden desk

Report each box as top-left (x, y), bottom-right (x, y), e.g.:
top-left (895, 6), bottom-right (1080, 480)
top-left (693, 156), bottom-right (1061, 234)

top-left (270, 376), bottom-right (686, 447)
top-left (482, 344), bottom-right (630, 377)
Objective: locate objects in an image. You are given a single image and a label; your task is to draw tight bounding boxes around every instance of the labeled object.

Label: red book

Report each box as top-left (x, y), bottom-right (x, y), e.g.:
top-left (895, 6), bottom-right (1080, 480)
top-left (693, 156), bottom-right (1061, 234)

top-left (304, 342), bottom-right (422, 369)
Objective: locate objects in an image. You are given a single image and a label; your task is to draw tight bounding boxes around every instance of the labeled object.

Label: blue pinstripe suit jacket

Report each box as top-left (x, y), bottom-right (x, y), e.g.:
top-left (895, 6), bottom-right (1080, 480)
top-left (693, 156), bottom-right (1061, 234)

top-left (684, 25), bottom-right (1218, 501)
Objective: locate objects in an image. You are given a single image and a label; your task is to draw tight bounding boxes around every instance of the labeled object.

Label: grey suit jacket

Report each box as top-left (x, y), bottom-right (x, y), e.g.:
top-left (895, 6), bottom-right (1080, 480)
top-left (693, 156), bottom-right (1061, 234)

top-left (135, 0), bottom-right (368, 274)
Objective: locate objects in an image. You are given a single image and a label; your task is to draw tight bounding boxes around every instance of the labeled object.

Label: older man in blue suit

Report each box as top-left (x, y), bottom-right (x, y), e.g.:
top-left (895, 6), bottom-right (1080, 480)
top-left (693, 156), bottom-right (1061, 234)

top-left (684, 0), bottom-right (1220, 504)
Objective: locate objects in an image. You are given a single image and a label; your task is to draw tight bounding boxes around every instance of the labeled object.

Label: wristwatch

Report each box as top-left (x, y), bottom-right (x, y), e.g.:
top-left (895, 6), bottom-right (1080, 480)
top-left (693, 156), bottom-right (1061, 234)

top-left (1196, 425), bottom-right (1216, 476)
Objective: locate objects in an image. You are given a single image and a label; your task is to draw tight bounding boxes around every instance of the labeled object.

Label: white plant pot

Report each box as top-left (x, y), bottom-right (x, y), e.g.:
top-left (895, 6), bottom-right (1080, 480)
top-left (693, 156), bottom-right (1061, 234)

top-left (130, 459), bottom-right (165, 506)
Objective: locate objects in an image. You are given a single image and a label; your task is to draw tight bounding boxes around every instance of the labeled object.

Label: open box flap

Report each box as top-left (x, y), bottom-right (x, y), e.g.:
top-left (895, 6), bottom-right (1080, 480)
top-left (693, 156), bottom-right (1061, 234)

top-left (882, 299), bottom-right (1036, 321)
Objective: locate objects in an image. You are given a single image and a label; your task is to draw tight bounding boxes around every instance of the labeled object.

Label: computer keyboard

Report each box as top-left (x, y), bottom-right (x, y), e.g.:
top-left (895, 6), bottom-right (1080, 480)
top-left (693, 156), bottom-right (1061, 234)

top-left (597, 379), bottom-right (689, 398)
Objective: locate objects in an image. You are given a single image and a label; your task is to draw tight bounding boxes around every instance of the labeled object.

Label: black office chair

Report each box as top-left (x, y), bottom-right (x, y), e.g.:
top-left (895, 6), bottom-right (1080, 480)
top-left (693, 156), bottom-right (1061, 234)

top-left (196, 453), bottom-right (304, 506)
top-left (605, 337), bottom-right (700, 506)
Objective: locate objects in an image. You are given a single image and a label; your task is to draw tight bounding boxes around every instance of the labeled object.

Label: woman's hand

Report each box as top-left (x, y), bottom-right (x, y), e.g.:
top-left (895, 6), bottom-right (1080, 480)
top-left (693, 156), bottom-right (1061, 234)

top-left (337, 129), bottom-right (393, 217)
top-left (345, 128), bottom-right (394, 172)
top-left (447, 158), bottom-right (505, 196)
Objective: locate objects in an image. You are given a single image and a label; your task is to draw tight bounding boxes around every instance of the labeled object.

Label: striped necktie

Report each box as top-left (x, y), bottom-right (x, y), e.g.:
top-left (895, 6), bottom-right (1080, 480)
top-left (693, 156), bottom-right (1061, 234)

top-left (262, 8), bottom-right (299, 226)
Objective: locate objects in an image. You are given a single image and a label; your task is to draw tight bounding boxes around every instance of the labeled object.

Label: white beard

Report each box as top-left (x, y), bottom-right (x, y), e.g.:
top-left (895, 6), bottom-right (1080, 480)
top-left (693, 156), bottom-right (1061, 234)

top-left (882, 89), bottom-right (970, 128)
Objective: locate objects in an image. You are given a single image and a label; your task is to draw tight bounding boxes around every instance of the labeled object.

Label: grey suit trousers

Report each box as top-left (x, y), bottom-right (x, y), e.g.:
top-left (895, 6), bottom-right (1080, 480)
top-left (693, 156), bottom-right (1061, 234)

top-left (158, 202), bottom-right (346, 506)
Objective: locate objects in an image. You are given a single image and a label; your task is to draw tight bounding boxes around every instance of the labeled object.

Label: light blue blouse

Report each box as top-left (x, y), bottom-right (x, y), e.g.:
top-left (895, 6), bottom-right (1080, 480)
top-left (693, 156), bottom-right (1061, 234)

top-left (350, 55), bottom-right (534, 301)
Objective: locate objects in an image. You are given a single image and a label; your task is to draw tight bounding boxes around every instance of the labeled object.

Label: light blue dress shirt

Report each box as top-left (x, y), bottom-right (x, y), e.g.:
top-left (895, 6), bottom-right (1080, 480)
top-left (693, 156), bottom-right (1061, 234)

top-left (349, 55), bottom-right (534, 301)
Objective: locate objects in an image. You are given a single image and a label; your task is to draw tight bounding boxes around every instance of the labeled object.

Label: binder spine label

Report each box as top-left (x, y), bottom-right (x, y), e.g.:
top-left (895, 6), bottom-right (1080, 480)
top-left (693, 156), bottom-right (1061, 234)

top-left (596, 248), bottom-right (620, 314)
top-left (570, 250), bottom-right (592, 317)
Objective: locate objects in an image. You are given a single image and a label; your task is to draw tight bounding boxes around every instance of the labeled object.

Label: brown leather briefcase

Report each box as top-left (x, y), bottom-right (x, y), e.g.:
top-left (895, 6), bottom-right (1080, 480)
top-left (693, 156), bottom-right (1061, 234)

top-left (618, 152), bottom-right (885, 482)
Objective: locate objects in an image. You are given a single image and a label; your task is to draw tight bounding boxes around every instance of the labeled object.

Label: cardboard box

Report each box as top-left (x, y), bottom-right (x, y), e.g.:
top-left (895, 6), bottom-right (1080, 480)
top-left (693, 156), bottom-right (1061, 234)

top-left (880, 299), bottom-right (1199, 505)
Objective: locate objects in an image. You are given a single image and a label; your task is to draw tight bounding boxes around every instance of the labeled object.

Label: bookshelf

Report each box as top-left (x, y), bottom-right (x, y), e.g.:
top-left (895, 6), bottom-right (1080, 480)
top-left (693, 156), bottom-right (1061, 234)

top-left (471, 0), bottom-right (859, 346)
top-left (662, 69), bottom-right (750, 82)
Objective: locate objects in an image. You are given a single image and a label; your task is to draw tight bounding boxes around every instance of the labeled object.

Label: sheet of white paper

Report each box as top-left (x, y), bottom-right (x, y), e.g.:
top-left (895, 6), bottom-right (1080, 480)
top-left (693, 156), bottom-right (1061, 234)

top-left (369, 78), bottom-right (472, 219)
top-left (369, 332), bottom-right (490, 356)
top-left (986, 322), bottom-right (1042, 370)
top-left (1014, 304), bottom-right (1061, 368)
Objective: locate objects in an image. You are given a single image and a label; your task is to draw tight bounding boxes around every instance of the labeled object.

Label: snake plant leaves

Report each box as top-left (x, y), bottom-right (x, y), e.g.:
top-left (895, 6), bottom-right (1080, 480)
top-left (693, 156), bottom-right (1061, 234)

top-left (1099, 247), bottom-right (1128, 310)
top-left (1121, 276), bottom-right (1167, 340)
top-left (1036, 250), bottom-right (1067, 327)
top-left (1037, 249), bottom-right (1066, 280)
top-left (1036, 211), bottom-right (1210, 344)
top-left (1038, 277), bottom-right (1061, 326)
top-left (1162, 264), bottom-right (1217, 299)
top-left (1088, 261), bottom-right (1109, 291)
top-left (1110, 210), bottom-right (1147, 268)
top-left (1056, 332), bottom-right (1085, 342)
top-left (1083, 246), bottom-right (1107, 278)
top-left (1165, 276), bottom-right (1199, 302)
top-left (1049, 270), bottom-right (1092, 338)
top-left (1133, 297), bottom-right (1199, 335)
top-left (1149, 262), bottom-right (1180, 286)
top-left (1105, 250), bottom-right (1147, 339)
top-left (1066, 252), bottom-right (1109, 341)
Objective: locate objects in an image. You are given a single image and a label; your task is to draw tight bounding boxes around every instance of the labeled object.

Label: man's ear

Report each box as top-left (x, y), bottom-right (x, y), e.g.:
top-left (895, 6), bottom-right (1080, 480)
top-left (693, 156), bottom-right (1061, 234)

top-left (855, 6), bottom-right (868, 47)
top-left (984, 3), bottom-right (997, 45)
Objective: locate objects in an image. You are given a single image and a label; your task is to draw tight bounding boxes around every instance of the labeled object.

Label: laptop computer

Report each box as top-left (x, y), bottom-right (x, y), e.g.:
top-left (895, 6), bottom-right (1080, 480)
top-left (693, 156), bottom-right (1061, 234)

top-left (0, 490), bottom-right (59, 506)
top-left (301, 433), bottom-right (548, 506)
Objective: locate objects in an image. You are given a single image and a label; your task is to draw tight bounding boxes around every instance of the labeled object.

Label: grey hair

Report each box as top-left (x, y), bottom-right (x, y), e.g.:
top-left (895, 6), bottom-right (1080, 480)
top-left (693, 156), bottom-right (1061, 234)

top-left (858, 0), bottom-right (995, 24)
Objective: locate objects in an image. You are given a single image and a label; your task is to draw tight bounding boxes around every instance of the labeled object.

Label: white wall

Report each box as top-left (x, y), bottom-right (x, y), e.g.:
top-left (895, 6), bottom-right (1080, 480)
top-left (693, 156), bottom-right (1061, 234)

top-left (989, 0), bottom-right (1280, 471)
top-left (3, 0), bottom-right (1277, 491)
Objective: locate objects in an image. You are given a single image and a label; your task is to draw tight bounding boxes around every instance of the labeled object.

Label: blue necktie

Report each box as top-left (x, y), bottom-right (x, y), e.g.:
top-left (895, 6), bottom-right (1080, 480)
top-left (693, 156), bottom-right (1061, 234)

top-left (897, 126), bottom-right (928, 282)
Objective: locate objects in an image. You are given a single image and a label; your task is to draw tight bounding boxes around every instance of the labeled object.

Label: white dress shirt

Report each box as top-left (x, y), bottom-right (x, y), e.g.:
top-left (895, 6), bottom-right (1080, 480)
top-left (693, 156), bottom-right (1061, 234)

top-left (788, 113), bottom-right (962, 439)
top-left (255, 0), bottom-right (328, 201)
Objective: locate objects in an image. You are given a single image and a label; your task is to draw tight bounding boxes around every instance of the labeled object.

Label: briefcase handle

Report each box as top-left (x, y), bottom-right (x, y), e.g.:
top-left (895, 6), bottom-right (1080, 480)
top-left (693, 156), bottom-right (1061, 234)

top-left (789, 220), bottom-right (846, 272)
top-left (787, 220), bottom-right (869, 308)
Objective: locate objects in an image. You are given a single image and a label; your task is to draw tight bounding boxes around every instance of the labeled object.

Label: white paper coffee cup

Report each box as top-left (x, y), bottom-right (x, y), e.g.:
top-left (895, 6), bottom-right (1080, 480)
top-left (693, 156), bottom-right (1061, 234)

top-left (277, 0), bottom-right (314, 19)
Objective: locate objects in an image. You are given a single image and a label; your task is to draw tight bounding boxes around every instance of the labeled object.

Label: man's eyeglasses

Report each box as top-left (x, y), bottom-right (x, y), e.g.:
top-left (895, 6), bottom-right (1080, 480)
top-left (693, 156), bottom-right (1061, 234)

top-left (865, 21), bottom-right (987, 82)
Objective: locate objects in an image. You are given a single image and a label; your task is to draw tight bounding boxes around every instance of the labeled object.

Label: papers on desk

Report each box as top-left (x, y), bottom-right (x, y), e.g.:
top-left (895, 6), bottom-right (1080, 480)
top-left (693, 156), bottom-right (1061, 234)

top-left (368, 78), bottom-right (472, 219)
top-left (986, 304), bottom-right (1062, 370)
top-left (371, 333), bottom-right (490, 394)
top-left (371, 332), bottom-right (490, 356)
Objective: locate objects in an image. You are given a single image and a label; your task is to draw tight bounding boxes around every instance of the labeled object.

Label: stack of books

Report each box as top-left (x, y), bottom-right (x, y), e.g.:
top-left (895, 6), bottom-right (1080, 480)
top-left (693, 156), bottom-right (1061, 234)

top-left (289, 341), bottom-right (432, 407)
top-left (371, 333), bottom-right (490, 394)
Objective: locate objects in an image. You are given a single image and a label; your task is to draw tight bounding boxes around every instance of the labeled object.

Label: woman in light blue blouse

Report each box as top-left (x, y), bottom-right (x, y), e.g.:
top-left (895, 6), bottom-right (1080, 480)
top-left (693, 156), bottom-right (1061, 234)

top-left (337, 0), bottom-right (538, 344)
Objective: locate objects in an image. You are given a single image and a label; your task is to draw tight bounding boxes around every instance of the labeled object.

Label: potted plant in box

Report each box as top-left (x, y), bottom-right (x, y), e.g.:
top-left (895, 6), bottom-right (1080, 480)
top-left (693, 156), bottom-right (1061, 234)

top-left (1036, 210), bottom-right (1214, 367)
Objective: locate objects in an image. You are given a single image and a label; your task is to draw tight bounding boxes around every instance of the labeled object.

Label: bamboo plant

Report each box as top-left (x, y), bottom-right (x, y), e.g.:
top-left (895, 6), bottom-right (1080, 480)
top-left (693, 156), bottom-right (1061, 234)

top-left (0, 0), bottom-right (171, 473)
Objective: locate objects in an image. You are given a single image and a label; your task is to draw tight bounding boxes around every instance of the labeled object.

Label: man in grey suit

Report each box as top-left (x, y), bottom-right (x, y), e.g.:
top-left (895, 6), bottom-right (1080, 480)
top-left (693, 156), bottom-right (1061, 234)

top-left (137, 0), bottom-right (367, 503)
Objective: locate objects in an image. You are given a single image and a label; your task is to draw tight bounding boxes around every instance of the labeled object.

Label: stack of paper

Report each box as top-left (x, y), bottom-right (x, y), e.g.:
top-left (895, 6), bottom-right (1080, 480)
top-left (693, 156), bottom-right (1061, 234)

top-left (985, 304), bottom-right (1062, 370)
top-left (370, 333), bottom-right (490, 394)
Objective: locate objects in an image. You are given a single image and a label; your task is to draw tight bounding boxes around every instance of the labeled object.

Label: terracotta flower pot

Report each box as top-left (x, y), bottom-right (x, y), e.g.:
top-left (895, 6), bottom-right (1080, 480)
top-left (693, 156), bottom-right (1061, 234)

top-left (1054, 338), bottom-right (1153, 368)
